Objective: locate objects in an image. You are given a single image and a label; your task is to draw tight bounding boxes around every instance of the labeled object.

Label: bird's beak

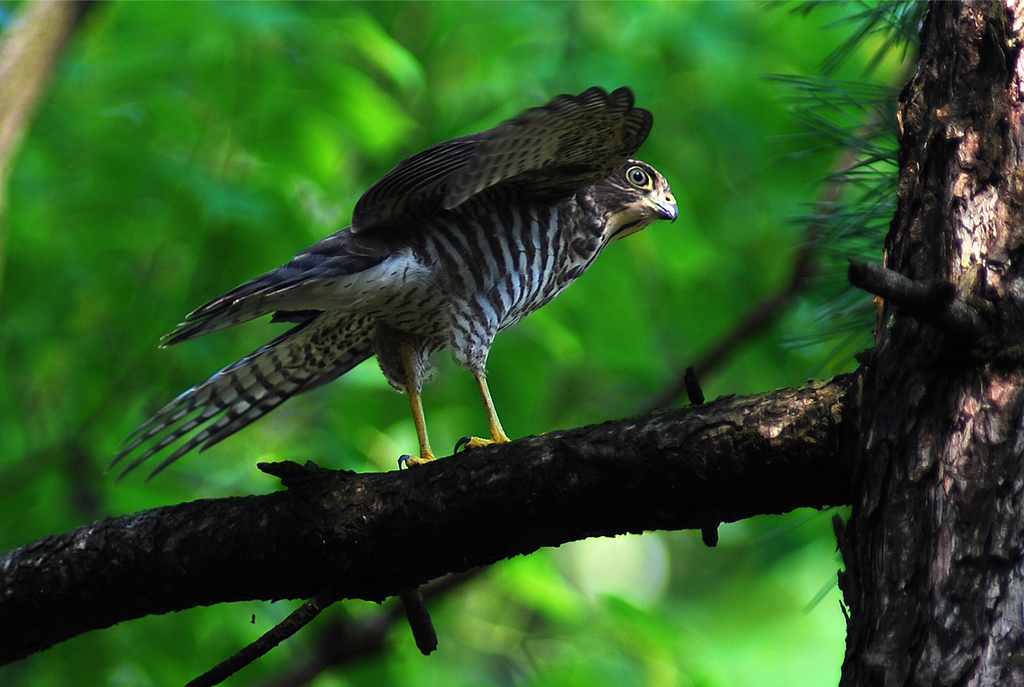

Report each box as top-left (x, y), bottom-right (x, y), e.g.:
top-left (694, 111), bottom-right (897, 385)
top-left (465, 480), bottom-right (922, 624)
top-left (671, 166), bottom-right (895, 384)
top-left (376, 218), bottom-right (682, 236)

top-left (653, 192), bottom-right (678, 222)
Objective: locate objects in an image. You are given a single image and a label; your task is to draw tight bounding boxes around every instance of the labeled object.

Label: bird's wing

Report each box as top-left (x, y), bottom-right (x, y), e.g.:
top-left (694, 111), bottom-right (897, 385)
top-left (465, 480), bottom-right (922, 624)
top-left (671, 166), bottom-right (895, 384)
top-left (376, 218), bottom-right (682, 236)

top-left (164, 87), bottom-right (650, 344)
top-left (163, 229), bottom-right (392, 346)
top-left (350, 86), bottom-right (653, 231)
top-left (112, 312), bottom-right (374, 479)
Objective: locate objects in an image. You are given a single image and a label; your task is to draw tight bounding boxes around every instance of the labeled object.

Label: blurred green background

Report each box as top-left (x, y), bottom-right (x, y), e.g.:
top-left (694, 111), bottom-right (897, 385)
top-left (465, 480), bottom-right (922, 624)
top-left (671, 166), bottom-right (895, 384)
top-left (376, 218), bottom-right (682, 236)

top-left (0, 2), bottom-right (907, 685)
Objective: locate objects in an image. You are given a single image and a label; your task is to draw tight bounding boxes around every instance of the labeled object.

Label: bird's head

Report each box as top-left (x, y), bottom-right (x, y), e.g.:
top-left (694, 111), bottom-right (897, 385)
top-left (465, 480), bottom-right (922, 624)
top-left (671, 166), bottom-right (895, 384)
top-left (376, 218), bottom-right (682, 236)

top-left (593, 159), bottom-right (677, 242)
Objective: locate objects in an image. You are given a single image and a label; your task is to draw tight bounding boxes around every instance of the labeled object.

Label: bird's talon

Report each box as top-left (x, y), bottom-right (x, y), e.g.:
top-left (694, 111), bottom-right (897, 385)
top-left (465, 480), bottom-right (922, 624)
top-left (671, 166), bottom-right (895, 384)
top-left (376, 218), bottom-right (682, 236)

top-left (455, 436), bottom-right (497, 452)
top-left (398, 453), bottom-right (434, 469)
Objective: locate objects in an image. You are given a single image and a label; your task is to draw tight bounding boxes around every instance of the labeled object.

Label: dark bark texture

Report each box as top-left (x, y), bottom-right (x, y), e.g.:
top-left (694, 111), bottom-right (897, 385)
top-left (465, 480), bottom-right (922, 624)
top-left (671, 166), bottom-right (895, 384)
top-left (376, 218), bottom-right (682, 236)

top-left (839, 2), bottom-right (1024, 685)
top-left (0, 376), bottom-right (856, 664)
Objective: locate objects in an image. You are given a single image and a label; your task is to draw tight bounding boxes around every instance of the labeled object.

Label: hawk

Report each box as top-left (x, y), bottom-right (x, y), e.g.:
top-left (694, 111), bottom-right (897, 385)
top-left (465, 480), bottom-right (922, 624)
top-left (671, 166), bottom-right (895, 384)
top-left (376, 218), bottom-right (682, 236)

top-left (113, 86), bottom-right (677, 478)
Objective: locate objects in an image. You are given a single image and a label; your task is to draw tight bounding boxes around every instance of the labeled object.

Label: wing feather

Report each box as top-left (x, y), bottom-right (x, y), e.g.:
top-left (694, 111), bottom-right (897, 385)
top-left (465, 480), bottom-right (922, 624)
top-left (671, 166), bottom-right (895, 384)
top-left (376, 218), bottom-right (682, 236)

top-left (351, 86), bottom-right (653, 231)
top-left (163, 229), bottom-right (391, 346)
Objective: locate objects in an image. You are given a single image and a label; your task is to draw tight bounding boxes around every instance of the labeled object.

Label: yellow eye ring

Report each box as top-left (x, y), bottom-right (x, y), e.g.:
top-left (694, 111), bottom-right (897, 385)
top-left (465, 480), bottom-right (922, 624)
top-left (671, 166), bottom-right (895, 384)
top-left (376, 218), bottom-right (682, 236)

top-left (626, 165), bottom-right (653, 190)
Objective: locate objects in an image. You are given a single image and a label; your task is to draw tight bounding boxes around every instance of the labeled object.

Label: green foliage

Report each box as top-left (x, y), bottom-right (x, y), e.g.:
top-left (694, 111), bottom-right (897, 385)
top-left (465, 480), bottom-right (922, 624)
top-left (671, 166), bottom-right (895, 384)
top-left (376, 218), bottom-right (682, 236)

top-left (773, 1), bottom-right (926, 372)
top-left (0, 2), bottom-right (910, 685)
top-left (771, 73), bottom-right (900, 365)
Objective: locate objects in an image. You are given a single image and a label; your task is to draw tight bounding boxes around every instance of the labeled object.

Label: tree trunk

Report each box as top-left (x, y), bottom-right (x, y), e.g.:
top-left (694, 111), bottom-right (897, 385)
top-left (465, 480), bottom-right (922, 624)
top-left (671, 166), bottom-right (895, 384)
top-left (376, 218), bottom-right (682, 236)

top-left (840, 2), bottom-right (1024, 684)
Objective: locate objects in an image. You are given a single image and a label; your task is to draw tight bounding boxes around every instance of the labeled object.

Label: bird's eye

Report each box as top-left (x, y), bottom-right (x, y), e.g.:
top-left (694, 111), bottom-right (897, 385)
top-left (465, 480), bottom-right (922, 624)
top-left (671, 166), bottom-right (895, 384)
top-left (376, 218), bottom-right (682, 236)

top-left (626, 166), bottom-right (652, 190)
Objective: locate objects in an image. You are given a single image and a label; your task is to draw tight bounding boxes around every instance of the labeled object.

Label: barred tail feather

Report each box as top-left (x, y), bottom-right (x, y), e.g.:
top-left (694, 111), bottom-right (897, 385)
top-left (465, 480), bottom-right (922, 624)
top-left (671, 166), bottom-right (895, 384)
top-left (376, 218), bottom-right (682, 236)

top-left (113, 313), bottom-right (374, 479)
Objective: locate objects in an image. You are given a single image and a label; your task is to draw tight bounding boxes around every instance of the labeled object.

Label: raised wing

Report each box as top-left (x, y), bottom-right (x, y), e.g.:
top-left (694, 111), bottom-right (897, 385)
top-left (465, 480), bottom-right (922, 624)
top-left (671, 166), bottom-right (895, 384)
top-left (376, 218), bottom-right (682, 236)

top-left (350, 86), bottom-right (653, 231)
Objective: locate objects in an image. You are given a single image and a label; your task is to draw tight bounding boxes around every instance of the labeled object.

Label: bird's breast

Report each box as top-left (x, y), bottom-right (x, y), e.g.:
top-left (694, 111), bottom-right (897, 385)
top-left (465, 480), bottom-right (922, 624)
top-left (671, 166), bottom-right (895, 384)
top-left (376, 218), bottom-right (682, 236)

top-left (419, 204), bottom-right (607, 333)
top-left (349, 203), bottom-right (610, 363)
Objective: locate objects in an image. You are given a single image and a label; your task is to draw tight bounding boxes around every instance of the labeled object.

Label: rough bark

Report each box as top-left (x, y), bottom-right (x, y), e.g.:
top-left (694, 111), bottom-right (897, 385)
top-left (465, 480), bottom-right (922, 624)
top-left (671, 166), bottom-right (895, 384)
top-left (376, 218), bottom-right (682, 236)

top-left (839, 2), bottom-right (1024, 685)
top-left (0, 375), bottom-right (857, 664)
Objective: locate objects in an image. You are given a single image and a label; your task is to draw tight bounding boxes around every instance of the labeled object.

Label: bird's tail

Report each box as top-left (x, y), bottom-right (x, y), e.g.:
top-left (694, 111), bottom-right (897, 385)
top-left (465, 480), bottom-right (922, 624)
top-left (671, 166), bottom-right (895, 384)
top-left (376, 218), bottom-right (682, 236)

top-left (111, 312), bottom-right (374, 479)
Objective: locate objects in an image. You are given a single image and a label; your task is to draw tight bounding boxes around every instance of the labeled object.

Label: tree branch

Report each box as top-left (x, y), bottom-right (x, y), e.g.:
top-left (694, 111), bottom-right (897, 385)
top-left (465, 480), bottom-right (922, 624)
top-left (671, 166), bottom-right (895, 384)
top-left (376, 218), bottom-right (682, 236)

top-left (847, 260), bottom-right (987, 341)
top-left (643, 246), bottom-right (817, 412)
top-left (252, 571), bottom-right (481, 687)
top-left (0, 373), bottom-right (859, 665)
top-left (0, 0), bottom-right (93, 301)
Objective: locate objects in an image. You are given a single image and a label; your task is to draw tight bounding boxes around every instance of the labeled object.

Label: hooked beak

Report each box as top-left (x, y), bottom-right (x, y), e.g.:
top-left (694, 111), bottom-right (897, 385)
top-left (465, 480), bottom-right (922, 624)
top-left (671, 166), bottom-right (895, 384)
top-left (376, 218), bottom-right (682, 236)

top-left (653, 192), bottom-right (678, 222)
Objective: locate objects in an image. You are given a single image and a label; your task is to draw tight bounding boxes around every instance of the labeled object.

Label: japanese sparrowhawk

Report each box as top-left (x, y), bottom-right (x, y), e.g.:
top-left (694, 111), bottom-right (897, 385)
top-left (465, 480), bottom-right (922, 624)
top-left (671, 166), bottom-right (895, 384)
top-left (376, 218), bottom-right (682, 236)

top-left (113, 86), bottom-right (677, 477)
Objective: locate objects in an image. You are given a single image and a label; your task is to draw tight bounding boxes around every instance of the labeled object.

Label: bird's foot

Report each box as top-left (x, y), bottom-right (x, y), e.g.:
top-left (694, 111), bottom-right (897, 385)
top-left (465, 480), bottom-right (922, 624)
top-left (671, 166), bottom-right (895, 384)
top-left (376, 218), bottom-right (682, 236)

top-left (397, 451), bottom-right (435, 469)
top-left (454, 435), bottom-right (509, 453)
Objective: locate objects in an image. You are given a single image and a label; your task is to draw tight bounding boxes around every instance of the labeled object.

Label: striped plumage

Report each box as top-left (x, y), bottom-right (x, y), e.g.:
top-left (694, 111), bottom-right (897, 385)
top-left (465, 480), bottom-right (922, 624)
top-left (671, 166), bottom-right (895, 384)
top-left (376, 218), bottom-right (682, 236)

top-left (114, 86), bottom-right (676, 478)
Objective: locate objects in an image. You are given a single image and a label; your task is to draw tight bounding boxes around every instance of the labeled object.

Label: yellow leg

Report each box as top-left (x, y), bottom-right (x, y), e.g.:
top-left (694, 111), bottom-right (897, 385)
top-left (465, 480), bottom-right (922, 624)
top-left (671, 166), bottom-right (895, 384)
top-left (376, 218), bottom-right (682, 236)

top-left (399, 346), bottom-right (435, 467)
top-left (476, 371), bottom-right (510, 444)
top-left (404, 384), bottom-right (436, 465)
top-left (455, 371), bottom-right (511, 451)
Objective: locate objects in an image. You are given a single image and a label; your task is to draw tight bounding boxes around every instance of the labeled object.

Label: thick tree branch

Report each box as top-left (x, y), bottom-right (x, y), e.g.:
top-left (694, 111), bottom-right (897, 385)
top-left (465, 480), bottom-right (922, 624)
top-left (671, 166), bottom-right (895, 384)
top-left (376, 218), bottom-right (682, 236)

top-left (847, 260), bottom-right (987, 341)
top-left (0, 373), bottom-right (858, 665)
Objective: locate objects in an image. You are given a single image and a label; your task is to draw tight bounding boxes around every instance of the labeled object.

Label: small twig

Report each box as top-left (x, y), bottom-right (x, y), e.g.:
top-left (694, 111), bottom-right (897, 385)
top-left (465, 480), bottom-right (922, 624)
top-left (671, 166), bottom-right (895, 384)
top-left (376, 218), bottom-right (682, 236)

top-left (684, 366), bottom-right (705, 405)
top-left (643, 90), bottom-right (902, 414)
top-left (254, 570), bottom-right (483, 687)
top-left (186, 584), bottom-right (344, 687)
top-left (847, 261), bottom-right (986, 341)
top-left (643, 233), bottom-right (817, 413)
top-left (701, 523), bottom-right (720, 547)
top-left (399, 587), bottom-right (437, 655)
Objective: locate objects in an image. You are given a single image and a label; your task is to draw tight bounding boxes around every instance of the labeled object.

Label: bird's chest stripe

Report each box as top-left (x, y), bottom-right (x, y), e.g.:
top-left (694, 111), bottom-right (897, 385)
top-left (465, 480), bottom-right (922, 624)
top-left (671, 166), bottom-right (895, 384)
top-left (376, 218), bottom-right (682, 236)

top-left (522, 210), bottom-right (540, 295)
top-left (495, 208), bottom-right (569, 325)
top-left (492, 209), bottom-right (536, 314)
top-left (542, 213), bottom-right (561, 297)
top-left (475, 216), bottom-right (507, 296)
top-left (497, 214), bottom-right (520, 307)
top-left (416, 205), bottom-right (605, 341)
top-left (430, 222), bottom-right (483, 293)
